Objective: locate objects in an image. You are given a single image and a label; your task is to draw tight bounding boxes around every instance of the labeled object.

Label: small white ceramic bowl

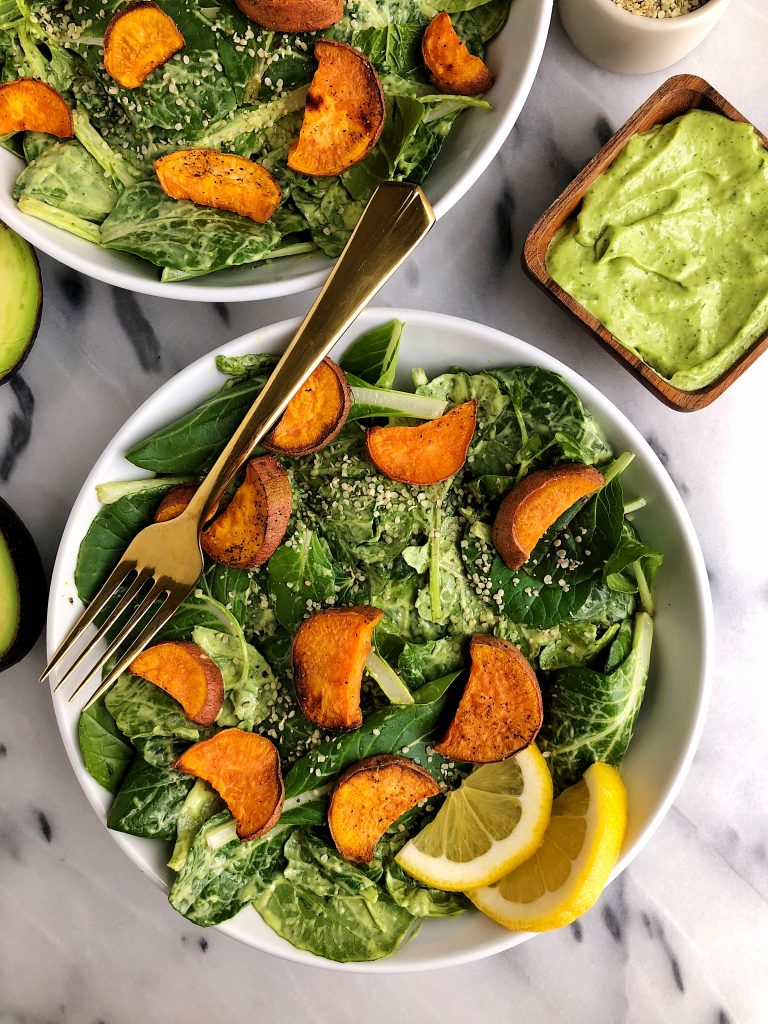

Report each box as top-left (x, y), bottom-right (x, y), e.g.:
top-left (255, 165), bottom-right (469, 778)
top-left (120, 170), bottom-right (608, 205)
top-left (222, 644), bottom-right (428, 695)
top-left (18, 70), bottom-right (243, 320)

top-left (47, 308), bottom-right (713, 972)
top-left (559, 0), bottom-right (732, 75)
top-left (0, 0), bottom-right (551, 302)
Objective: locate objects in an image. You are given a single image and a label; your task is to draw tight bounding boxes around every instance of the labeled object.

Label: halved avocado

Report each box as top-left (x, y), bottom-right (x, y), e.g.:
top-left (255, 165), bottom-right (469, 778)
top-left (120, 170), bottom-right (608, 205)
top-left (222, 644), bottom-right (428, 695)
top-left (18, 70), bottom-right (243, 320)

top-left (0, 220), bottom-right (43, 385)
top-left (0, 496), bottom-right (46, 671)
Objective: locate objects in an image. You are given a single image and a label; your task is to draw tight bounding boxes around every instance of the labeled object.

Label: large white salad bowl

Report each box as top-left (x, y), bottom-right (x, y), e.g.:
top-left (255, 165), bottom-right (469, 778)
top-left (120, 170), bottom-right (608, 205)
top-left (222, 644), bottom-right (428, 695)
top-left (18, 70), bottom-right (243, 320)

top-left (47, 309), bottom-right (713, 971)
top-left (0, 0), bottom-right (551, 301)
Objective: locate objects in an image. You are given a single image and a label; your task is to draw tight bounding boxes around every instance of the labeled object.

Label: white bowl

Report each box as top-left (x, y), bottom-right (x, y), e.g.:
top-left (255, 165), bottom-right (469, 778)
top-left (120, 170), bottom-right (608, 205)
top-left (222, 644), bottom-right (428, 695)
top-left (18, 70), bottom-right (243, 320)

top-left (47, 308), bottom-right (713, 972)
top-left (0, 0), bottom-right (551, 302)
top-left (559, 0), bottom-right (732, 75)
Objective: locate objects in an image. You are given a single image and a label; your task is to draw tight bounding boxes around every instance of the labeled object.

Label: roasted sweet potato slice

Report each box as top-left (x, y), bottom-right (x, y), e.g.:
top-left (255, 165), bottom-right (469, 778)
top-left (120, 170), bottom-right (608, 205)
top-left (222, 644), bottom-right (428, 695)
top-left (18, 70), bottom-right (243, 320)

top-left (154, 484), bottom-right (198, 524)
top-left (0, 80), bottom-right (73, 138)
top-left (175, 730), bottom-right (284, 840)
top-left (202, 456), bottom-right (291, 568)
top-left (328, 754), bottom-right (440, 863)
top-left (287, 40), bottom-right (385, 178)
top-left (103, 1), bottom-right (185, 89)
top-left (292, 606), bottom-right (383, 730)
top-left (154, 149), bottom-right (281, 223)
top-left (366, 400), bottom-right (476, 485)
top-left (493, 464), bottom-right (604, 570)
top-left (422, 12), bottom-right (493, 96)
top-left (129, 640), bottom-right (224, 727)
top-left (234, 0), bottom-right (342, 31)
top-left (435, 634), bottom-right (543, 763)
top-left (262, 358), bottom-right (351, 457)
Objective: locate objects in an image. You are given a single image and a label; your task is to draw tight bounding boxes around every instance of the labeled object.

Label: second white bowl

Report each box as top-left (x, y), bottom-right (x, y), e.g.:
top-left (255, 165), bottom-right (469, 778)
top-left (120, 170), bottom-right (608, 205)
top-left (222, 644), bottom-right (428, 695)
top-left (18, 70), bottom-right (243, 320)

top-left (559, 0), bottom-right (732, 75)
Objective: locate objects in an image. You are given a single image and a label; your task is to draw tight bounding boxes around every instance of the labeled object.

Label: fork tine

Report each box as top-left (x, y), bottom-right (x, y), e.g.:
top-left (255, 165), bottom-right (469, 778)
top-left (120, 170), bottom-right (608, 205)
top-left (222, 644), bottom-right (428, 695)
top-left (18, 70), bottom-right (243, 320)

top-left (81, 588), bottom-right (186, 710)
top-left (60, 578), bottom-right (168, 702)
top-left (52, 567), bottom-right (154, 693)
top-left (40, 559), bottom-right (137, 684)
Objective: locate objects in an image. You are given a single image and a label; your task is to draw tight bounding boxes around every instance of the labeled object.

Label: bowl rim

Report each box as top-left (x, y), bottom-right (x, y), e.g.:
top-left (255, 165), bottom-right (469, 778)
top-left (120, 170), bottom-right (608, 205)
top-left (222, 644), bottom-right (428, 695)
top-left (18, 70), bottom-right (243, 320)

top-left (46, 307), bottom-right (714, 972)
top-left (586, 0), bottom-right (731, 29)
top-left (0, 0), bottom-right (552, 302)
top-left (522, 73), bottom-right (768, 411)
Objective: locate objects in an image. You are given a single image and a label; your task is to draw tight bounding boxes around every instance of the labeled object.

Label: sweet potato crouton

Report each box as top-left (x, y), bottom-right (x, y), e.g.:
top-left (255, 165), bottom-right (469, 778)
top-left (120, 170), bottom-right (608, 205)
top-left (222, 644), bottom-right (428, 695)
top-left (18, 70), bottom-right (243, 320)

top-left (154, 149), bottom-right (281, 223)
top-left (493, 464), bottom-right (604, 570)
top-left (328, 755), bottom-right (440, 863)
top-left (288, 40), bottom-right (385, 177)
top-left (202, 456), bottom-right (292, 568)
top-left (175, 730), bottom-right (284, 840)
top-left (130, 640), bottom-right (224, 726)
top-left (262, 358), bottom-right (351, 457)
top-left (103, 2), bottom-right (185, 89)
top-left (292, 606), bottom-right (383, 730)
top-left (0, 79), bottom-right (73, 138)
top-left (365, 400), bottom-right (477, 485)
top-left (434, 634), bottom-right (543, 763)
top-left (422, 12), bottom-right (493, 96)
top-left (234, 0), bottom-right (342, 32)
top-left (154, 484), bottom-right (199, 524)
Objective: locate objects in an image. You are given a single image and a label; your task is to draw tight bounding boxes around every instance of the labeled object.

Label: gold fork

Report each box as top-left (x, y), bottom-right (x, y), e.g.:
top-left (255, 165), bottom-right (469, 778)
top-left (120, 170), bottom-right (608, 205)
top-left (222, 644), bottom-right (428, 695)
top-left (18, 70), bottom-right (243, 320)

top-left (41, 182), bottom-right (435, 708)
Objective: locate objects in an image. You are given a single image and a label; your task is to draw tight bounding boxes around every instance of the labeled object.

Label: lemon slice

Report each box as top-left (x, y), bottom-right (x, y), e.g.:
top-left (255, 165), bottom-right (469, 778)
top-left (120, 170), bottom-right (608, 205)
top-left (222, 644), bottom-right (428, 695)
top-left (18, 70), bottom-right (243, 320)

top-left (395, 744), bottom-right (553, 891)
top-left (468, 761), bottom-right (627, 931)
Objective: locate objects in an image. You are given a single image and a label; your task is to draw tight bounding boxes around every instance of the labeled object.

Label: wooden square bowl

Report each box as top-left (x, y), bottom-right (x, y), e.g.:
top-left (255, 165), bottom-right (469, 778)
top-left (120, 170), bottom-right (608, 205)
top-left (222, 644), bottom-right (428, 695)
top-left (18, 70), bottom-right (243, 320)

top-left (522, 74), bottom-right (768, 411)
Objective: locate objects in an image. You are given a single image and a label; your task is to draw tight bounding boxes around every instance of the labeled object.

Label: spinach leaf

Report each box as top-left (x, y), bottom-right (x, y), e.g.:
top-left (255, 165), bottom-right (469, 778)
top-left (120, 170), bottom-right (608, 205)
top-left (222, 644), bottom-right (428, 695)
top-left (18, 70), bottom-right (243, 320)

top-left (539, 612), bottom-right (654, 792)
top-left (282, 830), bottom-right (379, 903)
top-left (489, 367), bottom-right (613, 467)
top-left (156, 590), bottom-right (244, 644)
top-left (267, 522), bottom-right (335, 632)
top-left (77, 696), bottom-right (133, 793)
top-left (133, 735), bottom-right (188, 769)
top-left (194, 625), bottom-right (277, 730)
top-left (13, 139), bottom-right (117, 221)
top-left (105, 673), bottom-right (203, 745)
top-left (422, 367), bottom-right (611, 483)
top-left (253, 829), bottom-right (414, 963)
top-left (351, 23), bottom-right (424, 77)
top-left (340, 319), bottom-right (403, 388)
top-left (101, 181), bottom-right (281, 277)
top-left (203, 562), bottom-right (278, 639)
top-left (107, 758), bottom-right (194, 838)
top-left (169, 812), bottom-right (289, 926)
top-left (384, 860), bottom-right (470, 918)
top-left (283, 671), bottom-right (460, 799)
top-left (537, 622), bottom-right (620, 671)
top-left (486, 478), bottom-right (627, 629)
top-left (74, 483), bottom-right (176, 603)
top-left (215, 352), bottom-right (279, 380)
top-left (604, 523), bottom-right (663, 596)
top-left (603, 618), bottom-right (633, 673)
top-left (168, 780), bottom-right (225, 872)
top-left (126, 366), bottom-right (276, 473)
top-left (398, 635), bottom-right (467, 688)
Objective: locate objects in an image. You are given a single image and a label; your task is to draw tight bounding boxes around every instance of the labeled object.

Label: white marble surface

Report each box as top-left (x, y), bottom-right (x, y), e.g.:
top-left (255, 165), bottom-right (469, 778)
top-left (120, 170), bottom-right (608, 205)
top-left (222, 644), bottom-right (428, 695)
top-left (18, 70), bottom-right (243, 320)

top-left (2, 3), bottom-right (768, 1021)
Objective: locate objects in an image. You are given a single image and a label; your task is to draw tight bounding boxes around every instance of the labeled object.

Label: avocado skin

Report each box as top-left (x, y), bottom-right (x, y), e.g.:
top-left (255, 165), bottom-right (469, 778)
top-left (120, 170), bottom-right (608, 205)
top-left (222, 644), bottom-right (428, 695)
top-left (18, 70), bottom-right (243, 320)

top-left (0, 496), bottom-right (46, 671)
top-left (0, 223), bottom-right (43, 386)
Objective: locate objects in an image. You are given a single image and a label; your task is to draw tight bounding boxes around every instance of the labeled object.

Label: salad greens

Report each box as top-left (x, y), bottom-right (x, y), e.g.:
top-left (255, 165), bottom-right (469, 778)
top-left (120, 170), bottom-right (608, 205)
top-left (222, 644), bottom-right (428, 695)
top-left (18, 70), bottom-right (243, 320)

top-left (0, 0), bottom-right (512, 280)
top-left (74, 319), bottom-right (662, 962)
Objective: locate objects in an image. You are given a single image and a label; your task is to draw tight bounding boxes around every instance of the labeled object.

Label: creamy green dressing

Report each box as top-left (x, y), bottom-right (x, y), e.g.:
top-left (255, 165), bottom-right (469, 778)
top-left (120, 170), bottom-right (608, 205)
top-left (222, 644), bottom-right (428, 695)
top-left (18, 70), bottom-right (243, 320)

top-left (547, 110), bottom-right (768, 391)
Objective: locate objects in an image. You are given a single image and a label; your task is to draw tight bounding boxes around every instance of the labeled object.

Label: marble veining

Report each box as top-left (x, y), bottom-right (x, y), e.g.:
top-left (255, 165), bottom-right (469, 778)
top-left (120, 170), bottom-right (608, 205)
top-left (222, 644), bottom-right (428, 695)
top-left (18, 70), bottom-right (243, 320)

top-left (1, 4), bottom-right (767, 1022)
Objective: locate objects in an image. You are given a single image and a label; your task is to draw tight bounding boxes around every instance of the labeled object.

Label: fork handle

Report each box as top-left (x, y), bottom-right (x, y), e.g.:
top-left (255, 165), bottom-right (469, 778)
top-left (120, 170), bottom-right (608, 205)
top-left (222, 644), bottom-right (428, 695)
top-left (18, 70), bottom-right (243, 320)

top-left (184, 182), bottom-right (435, 527)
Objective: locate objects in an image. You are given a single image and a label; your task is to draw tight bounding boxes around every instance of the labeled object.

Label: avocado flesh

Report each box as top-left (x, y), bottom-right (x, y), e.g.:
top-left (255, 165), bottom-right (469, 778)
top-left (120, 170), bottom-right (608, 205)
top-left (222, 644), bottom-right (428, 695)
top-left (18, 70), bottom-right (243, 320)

top-left (0, 531), bottom-right (20, 659)
top-left (0, 221), bottom-right (42, 383)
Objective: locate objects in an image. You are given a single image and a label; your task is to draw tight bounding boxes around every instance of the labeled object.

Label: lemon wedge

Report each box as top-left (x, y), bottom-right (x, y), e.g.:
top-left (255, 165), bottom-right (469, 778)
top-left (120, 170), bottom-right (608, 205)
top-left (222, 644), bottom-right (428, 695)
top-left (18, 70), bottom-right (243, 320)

top-left (395, 744), bottom-right (553, 891)
top-left (468, 761), bottom-right (627, 931)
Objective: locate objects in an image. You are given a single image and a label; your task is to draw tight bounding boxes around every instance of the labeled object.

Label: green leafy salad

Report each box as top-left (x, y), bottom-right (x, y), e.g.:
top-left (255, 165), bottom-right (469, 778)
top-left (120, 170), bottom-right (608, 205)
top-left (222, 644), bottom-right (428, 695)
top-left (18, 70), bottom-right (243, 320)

top-left (0, 0), bottom-right (511, 281)
top-left (75, 320), bottom-right (662, 962)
